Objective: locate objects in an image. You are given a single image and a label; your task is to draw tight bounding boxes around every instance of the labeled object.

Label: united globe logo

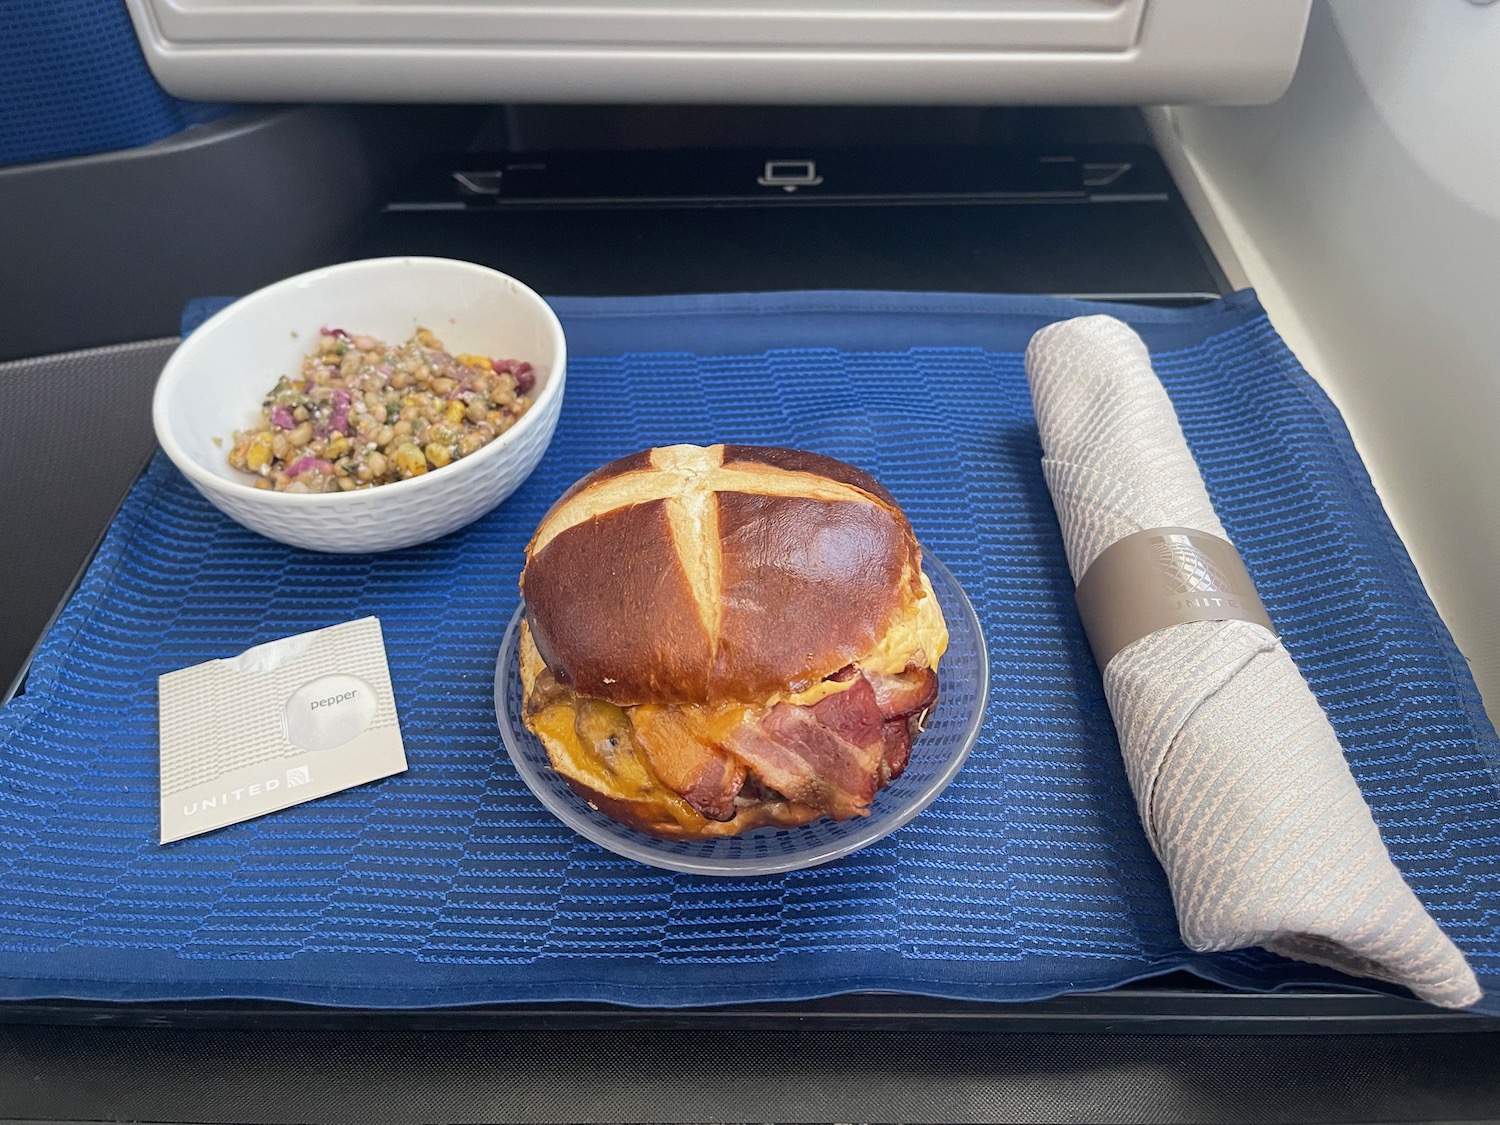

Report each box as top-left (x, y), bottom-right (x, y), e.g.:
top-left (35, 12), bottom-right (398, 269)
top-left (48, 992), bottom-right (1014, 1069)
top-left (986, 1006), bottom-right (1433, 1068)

top-left (1151, 533), bottom-right (1234, 595)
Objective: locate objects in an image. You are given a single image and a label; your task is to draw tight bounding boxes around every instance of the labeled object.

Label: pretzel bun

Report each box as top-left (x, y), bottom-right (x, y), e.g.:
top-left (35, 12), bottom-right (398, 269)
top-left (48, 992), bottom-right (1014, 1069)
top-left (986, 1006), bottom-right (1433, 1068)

top-left (519, 444), bottom-right (947, 839)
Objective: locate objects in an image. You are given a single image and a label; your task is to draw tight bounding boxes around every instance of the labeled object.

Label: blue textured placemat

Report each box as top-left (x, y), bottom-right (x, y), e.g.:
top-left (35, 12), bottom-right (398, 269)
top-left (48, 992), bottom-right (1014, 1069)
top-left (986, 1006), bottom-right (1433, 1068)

top-left (1, 289), bottom-right (1496, 1011)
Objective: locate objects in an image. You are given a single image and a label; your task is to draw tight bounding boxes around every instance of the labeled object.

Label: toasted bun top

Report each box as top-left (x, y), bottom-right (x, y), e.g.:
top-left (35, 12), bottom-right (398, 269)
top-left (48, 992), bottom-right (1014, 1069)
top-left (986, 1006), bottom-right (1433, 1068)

top-left (521, 444), bottom-right (925, 706)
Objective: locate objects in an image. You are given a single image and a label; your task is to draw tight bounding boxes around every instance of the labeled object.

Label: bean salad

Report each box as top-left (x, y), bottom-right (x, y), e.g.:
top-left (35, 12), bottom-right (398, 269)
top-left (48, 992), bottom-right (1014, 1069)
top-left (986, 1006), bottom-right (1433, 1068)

top-left (228, 327), bottom-right (535, 493)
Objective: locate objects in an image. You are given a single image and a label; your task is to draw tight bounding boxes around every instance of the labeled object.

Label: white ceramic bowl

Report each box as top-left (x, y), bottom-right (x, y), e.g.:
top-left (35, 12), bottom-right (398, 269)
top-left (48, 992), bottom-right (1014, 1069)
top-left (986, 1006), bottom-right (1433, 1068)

top-left (152, 257), bottom-right (566, 553)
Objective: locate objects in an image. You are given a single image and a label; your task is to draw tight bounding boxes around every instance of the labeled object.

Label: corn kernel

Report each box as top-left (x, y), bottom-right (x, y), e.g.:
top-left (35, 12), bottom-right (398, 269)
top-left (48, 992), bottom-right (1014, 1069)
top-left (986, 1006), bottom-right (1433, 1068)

top-left (425, 442), bottom-right (453, 469)
top-left (394, 443), bottom-right (428, 477)
top-left (325, 433), bottom-right (350, 459)
top-left (246, 432), bottom-right (274, 471)
top-left (444, 400), bottom-right (466, 425)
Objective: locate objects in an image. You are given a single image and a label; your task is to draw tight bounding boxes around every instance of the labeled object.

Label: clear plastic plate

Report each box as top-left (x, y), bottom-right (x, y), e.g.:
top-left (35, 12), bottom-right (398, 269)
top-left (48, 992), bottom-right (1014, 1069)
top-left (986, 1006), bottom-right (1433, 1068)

top-left (493, 552), bottom-right (989, 876)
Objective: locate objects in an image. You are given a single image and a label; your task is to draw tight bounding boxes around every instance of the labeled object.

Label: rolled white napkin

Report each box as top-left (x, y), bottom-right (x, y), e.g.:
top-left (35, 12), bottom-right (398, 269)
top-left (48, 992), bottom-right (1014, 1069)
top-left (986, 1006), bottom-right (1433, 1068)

top-left (1026, 314), bottom-right (1480, 1009)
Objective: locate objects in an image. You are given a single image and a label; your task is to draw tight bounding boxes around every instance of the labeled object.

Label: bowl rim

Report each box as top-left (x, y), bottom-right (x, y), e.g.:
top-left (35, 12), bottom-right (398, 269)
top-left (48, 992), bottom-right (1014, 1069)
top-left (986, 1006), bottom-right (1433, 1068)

top-left (152, 256), bottom-right (567, 507)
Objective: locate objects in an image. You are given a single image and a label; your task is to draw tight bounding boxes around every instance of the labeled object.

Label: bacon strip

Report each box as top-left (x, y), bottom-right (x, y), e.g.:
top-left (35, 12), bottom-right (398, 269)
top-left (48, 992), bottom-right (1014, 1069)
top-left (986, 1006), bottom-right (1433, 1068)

top-left (865, 666), bottom-right (937, 784)
top-left (678, 753), bottom-right (747, 821)
top-left (724, 676), bottom-right (887, 819)
top-left (881, 719), bottom-right (913, 784)
top-left (634, 665), bottom-right (941, 823)
top-left (631, 707), bottom-right (747, 821)
top-left (865, 666), bottom-right (939, 721)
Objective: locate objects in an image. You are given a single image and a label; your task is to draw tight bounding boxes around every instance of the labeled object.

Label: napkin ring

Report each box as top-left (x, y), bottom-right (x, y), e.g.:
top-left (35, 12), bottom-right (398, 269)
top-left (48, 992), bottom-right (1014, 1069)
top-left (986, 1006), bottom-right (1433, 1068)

top-left (1074, 527), bottom-right (1276, 668)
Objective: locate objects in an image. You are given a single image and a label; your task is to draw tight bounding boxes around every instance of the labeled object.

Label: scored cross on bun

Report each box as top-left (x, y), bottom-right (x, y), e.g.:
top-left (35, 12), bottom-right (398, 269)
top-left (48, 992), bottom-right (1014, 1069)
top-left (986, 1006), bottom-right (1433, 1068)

top-left (519, 443), bottom-right (948, 840)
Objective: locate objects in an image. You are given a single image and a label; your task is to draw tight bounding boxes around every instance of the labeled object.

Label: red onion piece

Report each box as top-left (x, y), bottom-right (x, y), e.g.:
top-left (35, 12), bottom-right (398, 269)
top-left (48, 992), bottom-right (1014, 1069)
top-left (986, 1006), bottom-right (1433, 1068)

top-left (286, 456), bottom-right (334, 477)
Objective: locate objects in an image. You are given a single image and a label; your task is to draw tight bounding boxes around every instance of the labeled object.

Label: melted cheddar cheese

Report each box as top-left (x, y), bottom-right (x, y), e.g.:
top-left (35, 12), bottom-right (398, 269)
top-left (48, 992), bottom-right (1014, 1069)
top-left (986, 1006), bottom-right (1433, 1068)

top-left (527, 696), bottom-right (711, 831)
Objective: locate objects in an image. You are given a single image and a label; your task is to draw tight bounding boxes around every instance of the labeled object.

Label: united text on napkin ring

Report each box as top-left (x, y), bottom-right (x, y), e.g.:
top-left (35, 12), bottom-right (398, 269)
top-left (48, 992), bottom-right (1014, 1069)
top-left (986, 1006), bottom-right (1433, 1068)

top-left (1073, 527), bottom-right (1276, 669)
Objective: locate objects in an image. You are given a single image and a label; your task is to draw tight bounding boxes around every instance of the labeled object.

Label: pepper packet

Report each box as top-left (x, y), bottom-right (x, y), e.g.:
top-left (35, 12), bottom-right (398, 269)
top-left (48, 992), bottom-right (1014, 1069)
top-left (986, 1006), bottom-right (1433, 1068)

top-left (158, 616), bottom-right (407, 843)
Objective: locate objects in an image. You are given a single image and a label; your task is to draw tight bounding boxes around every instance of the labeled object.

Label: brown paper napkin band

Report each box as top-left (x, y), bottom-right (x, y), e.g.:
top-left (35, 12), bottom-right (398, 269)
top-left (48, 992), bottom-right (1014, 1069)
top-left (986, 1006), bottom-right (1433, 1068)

top-left (1075, 527), bottom-right (1276, 669)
